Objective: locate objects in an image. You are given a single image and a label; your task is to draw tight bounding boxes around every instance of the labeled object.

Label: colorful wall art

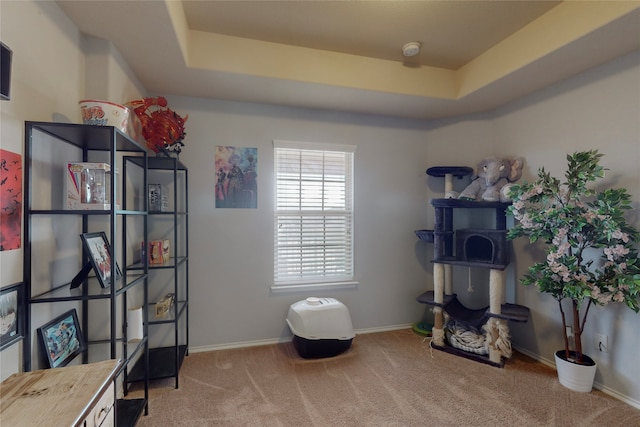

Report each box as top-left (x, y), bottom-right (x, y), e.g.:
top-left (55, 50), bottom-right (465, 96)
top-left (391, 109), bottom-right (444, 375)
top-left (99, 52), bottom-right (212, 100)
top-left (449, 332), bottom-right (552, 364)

top-left (215, 146), bottom-right (257, 209)
top-left (0, 149), bottom-right (22, 251)
top-left (0, 282), bottom-right (23, 350)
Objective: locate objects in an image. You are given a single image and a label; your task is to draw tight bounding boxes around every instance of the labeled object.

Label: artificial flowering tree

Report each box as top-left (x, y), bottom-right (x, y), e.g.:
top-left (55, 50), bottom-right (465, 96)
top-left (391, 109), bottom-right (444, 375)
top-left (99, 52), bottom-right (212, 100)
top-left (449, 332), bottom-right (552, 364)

top-left (507, 150), bottom-right (640, 365)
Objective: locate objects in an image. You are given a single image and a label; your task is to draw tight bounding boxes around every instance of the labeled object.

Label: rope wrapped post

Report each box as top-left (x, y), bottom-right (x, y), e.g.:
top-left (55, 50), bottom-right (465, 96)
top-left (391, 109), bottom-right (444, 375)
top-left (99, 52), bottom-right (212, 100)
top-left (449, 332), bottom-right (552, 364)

top-left (431, 314), bottom-right (445, 346)
top-left (489, 269), bottom-right (504, 314)
top-left (488, 269), bottom-right (510, 362)
top-left (445, 265), bottom-right (453, 295)
top-left (432, 263), bottom-right (445, 346)
top-left (486, 318), bottom-right (512, 362)
top-left (426, 166), bottom-right (473, 197)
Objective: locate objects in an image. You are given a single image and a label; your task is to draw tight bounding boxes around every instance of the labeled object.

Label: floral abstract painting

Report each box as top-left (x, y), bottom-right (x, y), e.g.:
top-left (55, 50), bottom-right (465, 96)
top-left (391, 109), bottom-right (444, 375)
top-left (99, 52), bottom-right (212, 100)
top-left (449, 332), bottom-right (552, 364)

top-left (0, 149), bottom-right (22, 251)
top-left (215, 146), bottom-right (257, 208)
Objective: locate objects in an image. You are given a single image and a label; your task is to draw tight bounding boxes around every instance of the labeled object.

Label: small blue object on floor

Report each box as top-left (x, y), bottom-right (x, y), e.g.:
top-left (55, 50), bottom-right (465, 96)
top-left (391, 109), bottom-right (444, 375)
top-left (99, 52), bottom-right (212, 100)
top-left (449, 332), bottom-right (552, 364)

top-left (286, 297), bottom-right (355, 358)
top-left (412, 322), bottom-right (433, 337)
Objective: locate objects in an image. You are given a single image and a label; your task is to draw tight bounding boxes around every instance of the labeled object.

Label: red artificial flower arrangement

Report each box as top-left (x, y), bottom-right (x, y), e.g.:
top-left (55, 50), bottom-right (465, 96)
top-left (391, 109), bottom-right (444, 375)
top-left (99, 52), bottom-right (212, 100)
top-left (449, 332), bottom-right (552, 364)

top-left (128, 96), bottom-right (187, 154)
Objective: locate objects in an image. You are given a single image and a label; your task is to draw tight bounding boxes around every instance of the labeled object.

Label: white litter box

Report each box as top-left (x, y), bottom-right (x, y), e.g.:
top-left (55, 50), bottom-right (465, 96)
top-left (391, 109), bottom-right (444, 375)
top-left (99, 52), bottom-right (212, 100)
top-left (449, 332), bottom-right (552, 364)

top-left (286, 297), bottom-right (355, 358)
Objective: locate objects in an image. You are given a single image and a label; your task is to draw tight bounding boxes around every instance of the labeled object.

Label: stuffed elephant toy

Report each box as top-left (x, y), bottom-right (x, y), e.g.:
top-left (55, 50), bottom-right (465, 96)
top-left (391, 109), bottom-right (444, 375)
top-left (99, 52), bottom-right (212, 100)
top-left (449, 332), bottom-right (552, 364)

top-left (454, 157), bottom-right (524, 202)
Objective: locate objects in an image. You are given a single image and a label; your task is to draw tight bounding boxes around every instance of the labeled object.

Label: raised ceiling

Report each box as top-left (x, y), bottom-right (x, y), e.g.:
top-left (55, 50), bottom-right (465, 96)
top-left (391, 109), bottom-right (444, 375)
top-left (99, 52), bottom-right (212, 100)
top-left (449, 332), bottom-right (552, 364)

top-left (182, 1), bottom-right (560, 70)
top-left (57, 1), bottom-right (640, 119)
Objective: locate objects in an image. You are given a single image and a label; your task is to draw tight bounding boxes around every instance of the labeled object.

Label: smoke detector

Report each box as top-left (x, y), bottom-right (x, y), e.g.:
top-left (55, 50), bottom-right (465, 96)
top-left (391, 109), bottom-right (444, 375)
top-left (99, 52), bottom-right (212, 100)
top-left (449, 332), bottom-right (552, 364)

top-left (402, 42), bottom-right (421, 57)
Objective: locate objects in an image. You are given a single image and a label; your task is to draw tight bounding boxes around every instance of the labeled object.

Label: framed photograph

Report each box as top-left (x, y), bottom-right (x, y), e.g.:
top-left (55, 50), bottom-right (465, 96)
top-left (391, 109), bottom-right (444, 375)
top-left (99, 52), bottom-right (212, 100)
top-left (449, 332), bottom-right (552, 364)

top-left (37, 309), bottom-right (87, 368)
top-left (80, 232), bottom-right (122, 288)
top-left (0, 282), bottom-right (23, 350)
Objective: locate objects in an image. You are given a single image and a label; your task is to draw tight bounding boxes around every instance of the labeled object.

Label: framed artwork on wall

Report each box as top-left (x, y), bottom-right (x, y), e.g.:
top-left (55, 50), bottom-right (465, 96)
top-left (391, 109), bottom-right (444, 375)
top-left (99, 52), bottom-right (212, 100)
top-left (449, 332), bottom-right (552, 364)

top-left (80, 232), bottom-right (122, 288)
top-left (1, 42), bottom-right (12, 101)
top-left (0, 282), bottom-right (23, 350)
top-left (37, 309), bottom-right (87, 368)
top-left (215, 146), bottom-right (258, 209)
top-left (0, 149), bottom-right (22, 251)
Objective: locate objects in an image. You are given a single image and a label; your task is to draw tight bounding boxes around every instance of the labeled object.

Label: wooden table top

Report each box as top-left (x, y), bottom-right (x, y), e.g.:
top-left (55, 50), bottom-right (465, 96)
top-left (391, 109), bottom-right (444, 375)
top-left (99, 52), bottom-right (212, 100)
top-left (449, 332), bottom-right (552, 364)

top-left (1, 359), bottom-right (121, 427)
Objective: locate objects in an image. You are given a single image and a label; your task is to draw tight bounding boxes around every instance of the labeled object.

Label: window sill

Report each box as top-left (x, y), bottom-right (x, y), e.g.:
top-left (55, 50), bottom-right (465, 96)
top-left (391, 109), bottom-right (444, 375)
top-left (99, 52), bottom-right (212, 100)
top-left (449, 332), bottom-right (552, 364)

top-left (271, 281), bottom-right (358, 294)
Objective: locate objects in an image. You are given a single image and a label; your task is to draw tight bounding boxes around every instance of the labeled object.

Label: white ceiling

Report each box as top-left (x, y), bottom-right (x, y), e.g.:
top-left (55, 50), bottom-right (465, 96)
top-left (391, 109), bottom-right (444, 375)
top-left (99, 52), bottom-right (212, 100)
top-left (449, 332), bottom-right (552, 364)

top-left (57, 1), bottom-right (640, 120)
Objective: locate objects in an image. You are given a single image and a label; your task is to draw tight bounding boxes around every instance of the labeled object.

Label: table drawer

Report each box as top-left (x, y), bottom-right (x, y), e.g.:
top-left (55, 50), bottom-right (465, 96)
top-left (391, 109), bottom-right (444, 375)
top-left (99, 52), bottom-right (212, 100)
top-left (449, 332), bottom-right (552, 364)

top-left (85, 381), bottom-right (115, 427)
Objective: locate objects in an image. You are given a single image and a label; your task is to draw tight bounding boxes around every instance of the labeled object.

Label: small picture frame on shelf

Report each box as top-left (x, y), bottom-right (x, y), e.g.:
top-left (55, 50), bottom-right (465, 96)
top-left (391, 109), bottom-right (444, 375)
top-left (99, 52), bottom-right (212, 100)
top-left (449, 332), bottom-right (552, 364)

top-left (148, 184), bottom-right (169, 212)
top-left (146, 239), bottom-right (170, 265)
top-left (148, 184), bottom-right (162, 212)
top-left (0, 282), bottom-right (24, 351)
top-left (64, 162), bottom-right (117, 210)
top-left (155, 293), bottom-right (175, 318)
top-left (80, 232), bottom-right (122, 288)
top-left (37, 309), bottom-right (87, 368)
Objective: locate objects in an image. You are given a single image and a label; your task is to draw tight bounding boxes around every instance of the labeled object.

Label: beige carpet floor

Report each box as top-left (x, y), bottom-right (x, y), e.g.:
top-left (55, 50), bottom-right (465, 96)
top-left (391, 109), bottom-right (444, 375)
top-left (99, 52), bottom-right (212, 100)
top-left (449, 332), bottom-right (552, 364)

top-left (130, 329), bottom-right (640, 426)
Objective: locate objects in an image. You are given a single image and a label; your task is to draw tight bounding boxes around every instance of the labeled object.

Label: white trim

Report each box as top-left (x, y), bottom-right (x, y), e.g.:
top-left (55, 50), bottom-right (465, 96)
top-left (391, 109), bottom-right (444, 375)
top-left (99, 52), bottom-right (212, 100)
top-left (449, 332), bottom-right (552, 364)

top-left (273, 139), bottom-right (356, 153)
top-left (270, 280), bottom-right (359, 294)
top-left (189, 324), bottom-right (412, 354)
top-left (273, 142), bottom-right (355, 286)
top-left (190, 337), bottom-right (290, 353)
top-left (354, 324), bottom-right (413, 334)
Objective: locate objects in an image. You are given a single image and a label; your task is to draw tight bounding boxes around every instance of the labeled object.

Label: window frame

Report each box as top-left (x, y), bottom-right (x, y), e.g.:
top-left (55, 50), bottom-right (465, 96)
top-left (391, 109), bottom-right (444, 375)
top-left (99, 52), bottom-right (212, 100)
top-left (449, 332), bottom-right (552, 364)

top-left (272, 140), bottom-right (357, 292)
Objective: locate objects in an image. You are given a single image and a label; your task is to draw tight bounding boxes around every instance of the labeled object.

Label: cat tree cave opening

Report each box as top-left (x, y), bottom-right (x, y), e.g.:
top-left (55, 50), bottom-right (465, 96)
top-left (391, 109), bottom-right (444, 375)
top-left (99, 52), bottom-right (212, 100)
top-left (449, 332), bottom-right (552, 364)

top-left (456, 229), bottom-right (509, 266)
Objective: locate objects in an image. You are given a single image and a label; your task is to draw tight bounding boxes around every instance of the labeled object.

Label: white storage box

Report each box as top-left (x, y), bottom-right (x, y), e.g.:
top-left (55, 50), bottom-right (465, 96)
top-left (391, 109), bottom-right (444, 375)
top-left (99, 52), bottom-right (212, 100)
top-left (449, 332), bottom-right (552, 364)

top-left (64, 162), bottom-right (118, 210)
top-left (286, 297), bottom-right (354, 358)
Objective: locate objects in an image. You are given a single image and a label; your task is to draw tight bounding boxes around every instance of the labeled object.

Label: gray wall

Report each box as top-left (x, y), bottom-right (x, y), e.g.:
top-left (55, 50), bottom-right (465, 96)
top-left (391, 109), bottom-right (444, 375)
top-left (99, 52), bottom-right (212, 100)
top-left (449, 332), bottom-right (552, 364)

top-left (173, 51), bottom-right (640, 406)
top-left (492, 50), bottom-right (640, 404)
top-left (174, 99), bottom-right (472, 348)
top-left (1, 0), bottom-right (639, 408)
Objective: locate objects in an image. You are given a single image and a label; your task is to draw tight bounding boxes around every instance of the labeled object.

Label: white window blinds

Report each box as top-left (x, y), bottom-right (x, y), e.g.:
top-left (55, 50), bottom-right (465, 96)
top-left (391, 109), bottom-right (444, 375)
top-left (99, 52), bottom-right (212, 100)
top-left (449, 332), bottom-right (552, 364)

top-left (274, 140), bottom-right (355, 286)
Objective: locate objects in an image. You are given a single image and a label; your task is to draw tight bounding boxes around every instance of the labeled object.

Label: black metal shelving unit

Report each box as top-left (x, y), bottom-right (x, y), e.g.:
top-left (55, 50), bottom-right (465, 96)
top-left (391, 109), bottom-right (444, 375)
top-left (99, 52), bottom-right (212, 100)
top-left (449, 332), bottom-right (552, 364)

top-left (23, 122), bottom-right (149, 426)
top-left (128, 156), bottom-right (189, 388)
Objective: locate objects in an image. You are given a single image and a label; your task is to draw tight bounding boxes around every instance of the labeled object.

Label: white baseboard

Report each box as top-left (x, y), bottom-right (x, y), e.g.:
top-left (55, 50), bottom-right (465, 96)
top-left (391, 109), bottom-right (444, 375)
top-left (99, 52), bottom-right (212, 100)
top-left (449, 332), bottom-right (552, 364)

top-left (189, 324), bottom-right (413, 354)
top-left (190, 338), bottom-right (287, 353)
top-left (513, 345), bottom-right (640, 411)
top-left (353, 323), bottom-right (413, 334)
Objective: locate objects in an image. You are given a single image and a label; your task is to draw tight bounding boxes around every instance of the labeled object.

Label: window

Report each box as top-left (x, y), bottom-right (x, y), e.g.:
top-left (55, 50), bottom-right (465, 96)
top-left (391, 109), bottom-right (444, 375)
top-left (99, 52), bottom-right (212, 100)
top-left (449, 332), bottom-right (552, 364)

top-left (273, 140), bottom-right (355, 290)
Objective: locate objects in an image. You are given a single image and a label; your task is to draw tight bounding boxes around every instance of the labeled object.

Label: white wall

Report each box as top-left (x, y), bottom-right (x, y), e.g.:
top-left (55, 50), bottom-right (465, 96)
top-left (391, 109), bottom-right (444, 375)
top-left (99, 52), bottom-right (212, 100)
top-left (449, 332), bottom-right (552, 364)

top-left (0, 0), bottom-right (85, 381)
top-left (83, 35), bottom-right (146, 106)
top-left (0, 0), bottom-right (144, 380)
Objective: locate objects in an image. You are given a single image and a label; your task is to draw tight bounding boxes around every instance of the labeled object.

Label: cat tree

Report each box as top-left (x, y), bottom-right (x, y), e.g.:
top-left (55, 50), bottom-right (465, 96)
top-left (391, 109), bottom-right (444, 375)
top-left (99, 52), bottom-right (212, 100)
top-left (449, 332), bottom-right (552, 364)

top-left (415, 166), bottom-right (529, 366)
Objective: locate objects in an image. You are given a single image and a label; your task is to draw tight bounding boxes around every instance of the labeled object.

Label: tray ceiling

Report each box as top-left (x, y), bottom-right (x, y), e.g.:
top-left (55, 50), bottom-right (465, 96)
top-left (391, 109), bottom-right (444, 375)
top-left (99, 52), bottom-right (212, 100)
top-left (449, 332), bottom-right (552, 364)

top-left (57, 1), bottom-right (640, 119)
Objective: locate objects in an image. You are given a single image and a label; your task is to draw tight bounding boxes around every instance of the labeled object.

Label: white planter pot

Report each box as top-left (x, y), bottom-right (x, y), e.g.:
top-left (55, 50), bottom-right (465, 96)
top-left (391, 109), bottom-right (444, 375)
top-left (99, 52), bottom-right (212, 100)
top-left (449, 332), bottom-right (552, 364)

top-left (554, 350), bottom-right (597, 392)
